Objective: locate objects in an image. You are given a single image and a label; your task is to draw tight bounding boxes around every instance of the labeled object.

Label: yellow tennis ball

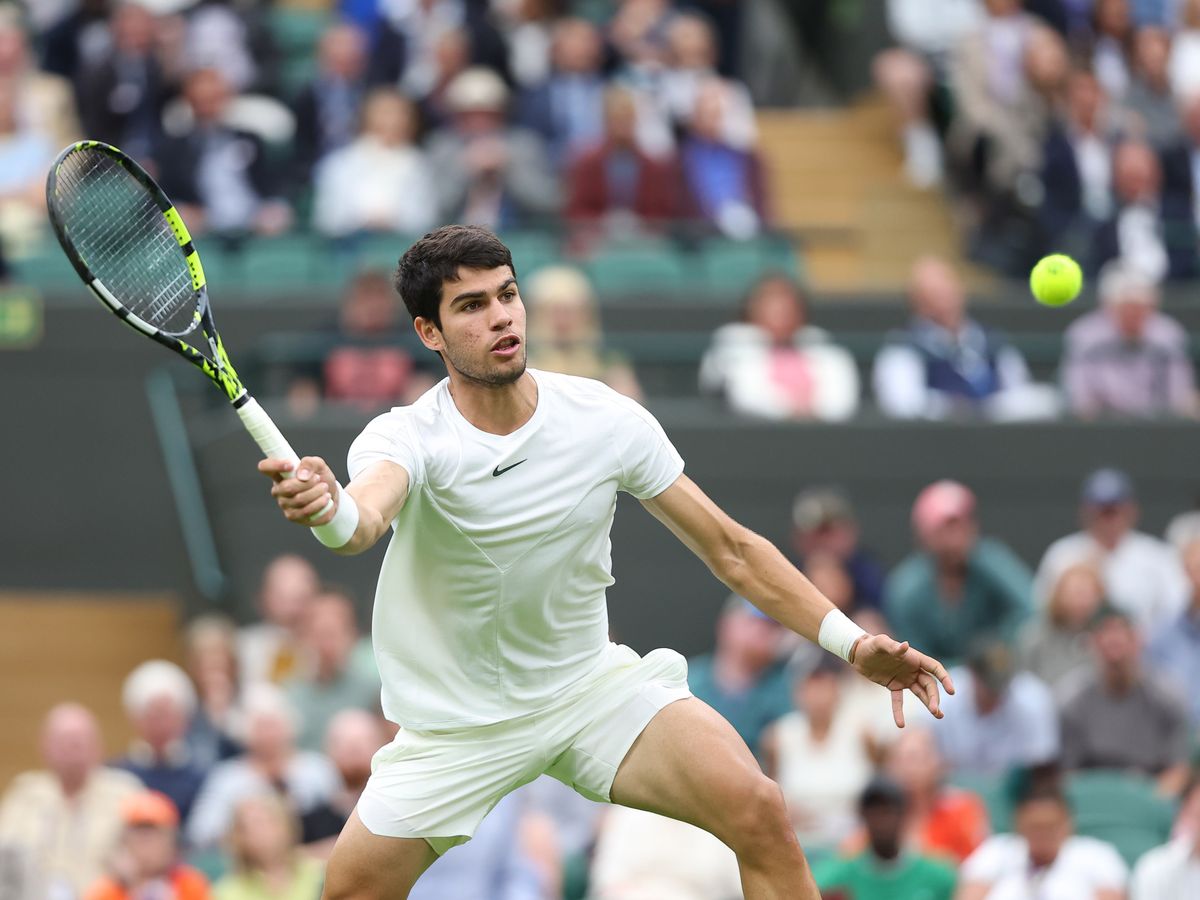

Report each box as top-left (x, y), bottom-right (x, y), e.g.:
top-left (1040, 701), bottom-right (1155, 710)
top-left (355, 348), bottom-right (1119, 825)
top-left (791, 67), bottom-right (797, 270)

top-left (1030, 254), bottom-right (1083, 306)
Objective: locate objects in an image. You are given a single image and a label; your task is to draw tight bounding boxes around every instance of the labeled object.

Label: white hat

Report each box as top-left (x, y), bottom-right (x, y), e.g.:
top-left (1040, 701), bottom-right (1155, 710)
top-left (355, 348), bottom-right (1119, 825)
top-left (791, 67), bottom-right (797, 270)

top-left (445, 67), bottom-right (510, 112)
top-left (1098, 261), bottom-right (1159, 306)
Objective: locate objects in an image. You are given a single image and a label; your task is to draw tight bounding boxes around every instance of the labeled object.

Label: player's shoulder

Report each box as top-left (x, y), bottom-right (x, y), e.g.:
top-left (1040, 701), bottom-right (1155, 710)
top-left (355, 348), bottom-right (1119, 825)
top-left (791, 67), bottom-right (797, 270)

top-left (535, 369), bottom-right (650, 417)
top-left (358, 379), bottom-right (449, 436)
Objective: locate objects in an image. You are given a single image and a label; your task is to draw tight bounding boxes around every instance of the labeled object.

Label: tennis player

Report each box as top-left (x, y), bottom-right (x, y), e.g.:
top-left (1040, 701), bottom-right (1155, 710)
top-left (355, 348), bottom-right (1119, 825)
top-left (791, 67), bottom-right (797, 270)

top-left (259, 225), bottom-right (954, 899)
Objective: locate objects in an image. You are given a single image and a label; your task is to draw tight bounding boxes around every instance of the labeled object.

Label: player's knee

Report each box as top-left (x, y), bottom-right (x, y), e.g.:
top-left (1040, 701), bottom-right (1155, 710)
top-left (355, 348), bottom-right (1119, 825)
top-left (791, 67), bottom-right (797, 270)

top-left (723, 774), bottom-right (793, 854)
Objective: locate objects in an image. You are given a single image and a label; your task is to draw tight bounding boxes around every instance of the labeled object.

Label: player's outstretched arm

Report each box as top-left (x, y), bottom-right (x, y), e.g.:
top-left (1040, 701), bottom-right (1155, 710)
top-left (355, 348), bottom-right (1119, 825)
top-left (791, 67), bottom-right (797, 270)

top-left (257, 457), bottom-right (409, 556)
top-left (641, 474), bottom-right (954, 727)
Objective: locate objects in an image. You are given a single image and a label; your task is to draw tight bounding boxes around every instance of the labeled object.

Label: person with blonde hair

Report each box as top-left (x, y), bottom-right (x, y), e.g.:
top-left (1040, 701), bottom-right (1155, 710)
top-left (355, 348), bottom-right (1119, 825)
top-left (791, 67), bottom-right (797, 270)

top-left (214, 793), bottom-right (323, 900)
top-left (1017, 563), bottom-right (1104, 697)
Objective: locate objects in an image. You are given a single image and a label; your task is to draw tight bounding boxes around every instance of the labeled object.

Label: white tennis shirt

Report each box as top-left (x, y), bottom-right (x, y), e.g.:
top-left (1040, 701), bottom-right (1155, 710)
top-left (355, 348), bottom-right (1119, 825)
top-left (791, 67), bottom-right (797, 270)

top-left (347, 369), bottom-right (685, 729)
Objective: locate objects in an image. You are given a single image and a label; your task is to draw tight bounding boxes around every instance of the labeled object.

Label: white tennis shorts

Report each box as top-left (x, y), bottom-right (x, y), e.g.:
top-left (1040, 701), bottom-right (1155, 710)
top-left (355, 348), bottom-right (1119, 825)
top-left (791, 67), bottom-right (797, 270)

top-left (356, 643), bottom-right (691, 854)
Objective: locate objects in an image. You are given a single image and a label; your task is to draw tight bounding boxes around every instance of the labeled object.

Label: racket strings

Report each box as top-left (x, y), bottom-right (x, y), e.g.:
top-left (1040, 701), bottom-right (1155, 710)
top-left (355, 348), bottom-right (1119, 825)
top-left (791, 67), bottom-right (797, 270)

top-left (53, 149), bottom-right (201, 337)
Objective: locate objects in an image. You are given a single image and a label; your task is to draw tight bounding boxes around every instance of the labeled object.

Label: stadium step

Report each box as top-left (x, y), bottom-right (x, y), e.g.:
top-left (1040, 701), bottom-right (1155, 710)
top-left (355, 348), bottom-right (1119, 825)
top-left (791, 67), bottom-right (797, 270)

top-left (0, 593), bottom-right (182, 790)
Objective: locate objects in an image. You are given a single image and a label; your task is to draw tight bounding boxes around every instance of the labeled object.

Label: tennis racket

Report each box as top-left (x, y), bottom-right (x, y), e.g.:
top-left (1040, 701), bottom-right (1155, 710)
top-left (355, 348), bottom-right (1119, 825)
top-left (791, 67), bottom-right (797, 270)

top-left (45, 140), bottom-right (330, 504)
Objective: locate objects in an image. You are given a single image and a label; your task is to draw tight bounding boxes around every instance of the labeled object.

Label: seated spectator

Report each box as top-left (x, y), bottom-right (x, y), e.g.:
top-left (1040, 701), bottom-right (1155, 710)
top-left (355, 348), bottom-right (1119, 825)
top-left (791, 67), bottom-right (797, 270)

top-left (300, 709), bottom-right (388, 850)
top-left (178, 0), bottom-right (261, 94)
top-left (517, 18), bottom-right (608, 167)
top-left (1034, 466), bottom-right (1188, 633)
top-left (813, 777), bottom-right (957, 900)
top-left (292, 22), bottom-right (369, 183)
top-left (789, 487), bottom-right (886, 613)
top-left (0, 704), bottom-right (141, 898)
top-left (1130, 774), bottom-right (1200, 899)
top-left (312, 88), bottom-right (436, 239)
top-left (213, 793), bottom-right (324, 900)
top-left (1169, 0), bottom-right (1200, 97)
top-left (0, 10), bottom-right (79, 149)
top-left (1161, 90), bottom-right (1200, 242)
top-left (182, 614), bottom-right (244, 771)
top-left (1090, 0), bottom-right (1137, 101)
top-left (75, 1), bottom-right (170, 162)
top-left (425, 67), bottom-right (561, 229)
top-left (525, 265), bottom-right (643, 399)
top-left (564, 86), bottom-right (679, 245)
top-left (186, 685), bottom-right (338, 850)
top-left (411, 27), bottom-right (472, 131)
top-left (686, 596), bottom-right (792, 759)
top-left (492, 0), bottom-right (557, 90)
top-left (0, 77), bottom-right (55, 255)
top-left (1145, 538), bottom-right (1200, 728)
top-left (873, 256), bottom-right (1054, 421)
top-left (762, 656), bottom-right (889, 851)
top-left (884, 480), bottom-right (1032, 669)
top-left (113, 660), bottom-right (208, 826)
top-left (84, 792), bottom-right (208, 900)
top-left (699, 274), bottom-right (859, 421)
top-left (1122, 26), bottom-right (1181, 149)
top-left (285, 588), bottom-right (381, 752)
top-left (931, 639), bottom-right (1059, 775)
top-left (1060, 606), bottom-right (1191, 793)
top-left (678, 78), bottom-right (768, 239)
top-left (154, 67), bottom-right (292, 240)
top-left (237, 554), bottom-right (319, 689)
top-left (958, 779), bottom-right (1129, 898)
top-left (1017, 564), bottom-right (1104, 698)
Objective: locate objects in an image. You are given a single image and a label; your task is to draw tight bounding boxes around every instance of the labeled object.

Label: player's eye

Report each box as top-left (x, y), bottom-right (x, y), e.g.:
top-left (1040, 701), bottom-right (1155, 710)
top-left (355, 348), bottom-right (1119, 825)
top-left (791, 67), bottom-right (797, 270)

top-left (500, 291), bottom-right (516, 302)
top-left (463, 301), bottom-right (481, 312)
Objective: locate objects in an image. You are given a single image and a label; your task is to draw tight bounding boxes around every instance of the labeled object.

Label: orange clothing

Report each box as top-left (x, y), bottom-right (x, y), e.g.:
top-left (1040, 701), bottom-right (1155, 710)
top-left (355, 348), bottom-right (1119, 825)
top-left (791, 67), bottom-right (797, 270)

top-left (841, 787), bottom-right (990, 864)
top-left (85, 866), bottom-right (210, 900)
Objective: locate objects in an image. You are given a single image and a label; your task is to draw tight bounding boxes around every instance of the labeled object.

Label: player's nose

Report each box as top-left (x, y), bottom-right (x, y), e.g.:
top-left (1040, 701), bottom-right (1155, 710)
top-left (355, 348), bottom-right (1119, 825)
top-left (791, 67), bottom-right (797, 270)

top-left (488, 298), bottom-right (513, 329)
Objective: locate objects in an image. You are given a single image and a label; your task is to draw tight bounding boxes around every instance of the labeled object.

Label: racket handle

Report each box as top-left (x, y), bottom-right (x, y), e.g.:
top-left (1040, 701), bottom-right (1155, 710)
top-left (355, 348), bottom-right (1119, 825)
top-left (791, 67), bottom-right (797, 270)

top-left (237, 396), bottom-right (335, 515)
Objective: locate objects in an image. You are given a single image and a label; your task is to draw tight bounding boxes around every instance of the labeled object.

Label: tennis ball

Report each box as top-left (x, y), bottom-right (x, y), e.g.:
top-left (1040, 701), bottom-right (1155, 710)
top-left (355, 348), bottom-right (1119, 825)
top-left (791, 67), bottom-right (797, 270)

top-left (1030, 254), bottom-right (1083, 306)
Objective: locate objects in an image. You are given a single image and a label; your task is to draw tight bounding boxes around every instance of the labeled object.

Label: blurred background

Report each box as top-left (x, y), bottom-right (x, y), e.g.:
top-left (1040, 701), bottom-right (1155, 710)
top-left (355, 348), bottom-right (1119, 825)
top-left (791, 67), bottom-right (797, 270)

top-left (3, 0), bottom-right (1200, 898)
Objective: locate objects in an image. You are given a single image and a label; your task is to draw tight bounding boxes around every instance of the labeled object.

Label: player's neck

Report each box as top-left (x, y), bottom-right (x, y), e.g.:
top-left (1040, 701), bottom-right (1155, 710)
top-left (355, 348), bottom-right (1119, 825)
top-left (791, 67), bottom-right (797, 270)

top-left (447, 370), bottom-right (539, 436)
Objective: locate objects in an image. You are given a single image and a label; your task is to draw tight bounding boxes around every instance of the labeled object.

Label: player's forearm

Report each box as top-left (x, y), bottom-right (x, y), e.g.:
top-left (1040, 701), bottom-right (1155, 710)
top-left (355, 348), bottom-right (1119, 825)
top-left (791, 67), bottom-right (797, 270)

top-left (329, 495), bottom-right (389, 556)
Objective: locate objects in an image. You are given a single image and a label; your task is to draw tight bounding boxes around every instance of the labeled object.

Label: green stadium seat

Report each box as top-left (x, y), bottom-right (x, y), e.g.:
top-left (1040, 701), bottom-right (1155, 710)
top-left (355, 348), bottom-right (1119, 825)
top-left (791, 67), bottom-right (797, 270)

top-left (238, 235), bottom-right (320, 290)
top-left (269, 8), bottom-right (333, 98)
top-left (584, 243), bottom-right (689, 298)
top-left (13, 237), bottom-right (81, 289)
top-left (695, 237), bottom-right (775, 299)
top-left (946, 772), bottom-right (1012, 833)
top-left (349, 232), bottom-right (416, 274)
top-left (1066, 770), bottom-right (1176, 867)
top-left (499, 231), bottom-right (561, 279)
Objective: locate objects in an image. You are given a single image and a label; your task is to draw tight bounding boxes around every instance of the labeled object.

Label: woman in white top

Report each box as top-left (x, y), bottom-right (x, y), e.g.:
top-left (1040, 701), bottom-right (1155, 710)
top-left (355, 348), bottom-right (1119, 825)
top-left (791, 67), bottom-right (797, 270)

top-left (313, 88), bottom-right (437, 237)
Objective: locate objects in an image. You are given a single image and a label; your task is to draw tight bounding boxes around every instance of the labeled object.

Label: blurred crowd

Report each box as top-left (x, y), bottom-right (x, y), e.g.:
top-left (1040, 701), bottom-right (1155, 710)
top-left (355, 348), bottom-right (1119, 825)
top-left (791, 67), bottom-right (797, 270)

top-left (5, 464), bottom-right (1200, 899)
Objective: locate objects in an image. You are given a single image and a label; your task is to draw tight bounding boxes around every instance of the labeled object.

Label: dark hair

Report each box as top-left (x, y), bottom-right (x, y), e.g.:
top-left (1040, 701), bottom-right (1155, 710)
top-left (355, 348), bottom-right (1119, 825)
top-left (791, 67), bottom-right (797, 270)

top-left (394, 225), bottom-right (515, 328)
top-left (739, 272), bottom-right (807, 324)
top-left (1007, 763), bottom-right (1070, 812)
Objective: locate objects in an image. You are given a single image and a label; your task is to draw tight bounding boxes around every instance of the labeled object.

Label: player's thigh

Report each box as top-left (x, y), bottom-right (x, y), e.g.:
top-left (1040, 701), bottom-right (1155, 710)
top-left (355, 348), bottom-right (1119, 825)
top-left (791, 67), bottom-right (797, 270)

top-left (609, 696), bottom-right (788, 850)
top-left (322, 809), bottom-right (438, 900)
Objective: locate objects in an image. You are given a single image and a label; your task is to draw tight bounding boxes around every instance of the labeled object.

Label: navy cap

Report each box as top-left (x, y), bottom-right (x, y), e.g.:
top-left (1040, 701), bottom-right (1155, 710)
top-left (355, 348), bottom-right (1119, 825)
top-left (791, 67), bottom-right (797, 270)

top-left (1081, 468), bottom-right (1134, 506)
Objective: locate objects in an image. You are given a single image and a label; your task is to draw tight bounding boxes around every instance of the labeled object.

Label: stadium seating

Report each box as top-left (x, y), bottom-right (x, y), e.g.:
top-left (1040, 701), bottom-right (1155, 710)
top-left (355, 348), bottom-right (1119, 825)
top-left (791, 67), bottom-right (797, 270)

top-left (1065, 770), bottom-right (1177, 868)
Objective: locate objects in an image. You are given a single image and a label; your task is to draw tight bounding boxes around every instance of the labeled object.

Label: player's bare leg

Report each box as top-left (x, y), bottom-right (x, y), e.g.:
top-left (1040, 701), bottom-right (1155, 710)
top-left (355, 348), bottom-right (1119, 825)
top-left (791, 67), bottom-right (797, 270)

top-left (321, 809), bottom-right (439, 900)
top-left (610, 697), bottom-right (817, 899)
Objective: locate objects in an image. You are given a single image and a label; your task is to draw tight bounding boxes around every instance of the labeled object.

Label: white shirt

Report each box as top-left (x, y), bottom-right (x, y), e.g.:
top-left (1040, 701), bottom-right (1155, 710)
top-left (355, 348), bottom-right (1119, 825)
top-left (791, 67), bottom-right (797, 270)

top-left (1034, 530), bottom-right (1187, 635)
top-left (962, 833), bottom-right (1128, 900)
top-left (347, 370), bottom-right (685, 728)
top-left (312, 137), bottom-right (436, 237)
top-left (1131, 838), bottom-right (1200, 900)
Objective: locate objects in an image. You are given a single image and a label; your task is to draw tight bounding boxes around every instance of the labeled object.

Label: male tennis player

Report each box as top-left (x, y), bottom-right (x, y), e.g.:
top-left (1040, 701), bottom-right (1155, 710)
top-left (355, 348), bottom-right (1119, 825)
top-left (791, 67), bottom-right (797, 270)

top-left (259, 225), bottom-right (954, 899)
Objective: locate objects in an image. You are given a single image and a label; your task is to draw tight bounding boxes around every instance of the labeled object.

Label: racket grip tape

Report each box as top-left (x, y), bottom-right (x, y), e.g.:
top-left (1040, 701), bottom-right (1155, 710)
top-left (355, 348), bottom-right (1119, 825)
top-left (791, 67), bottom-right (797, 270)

top-left (237, 396), bottom-right (335, 516)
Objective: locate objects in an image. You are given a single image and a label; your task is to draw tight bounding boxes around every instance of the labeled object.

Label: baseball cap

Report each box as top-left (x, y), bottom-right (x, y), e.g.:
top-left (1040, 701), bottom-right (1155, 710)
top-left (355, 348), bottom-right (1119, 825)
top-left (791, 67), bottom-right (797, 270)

top-left (445, 67), bottom-right (509, 113)
top-left (911, 480), bottom-right (976, 534)
top-left (1081, 468), bottom-right (1134, 506)
top-left (121, 791), bottom-right (179, 828)
top-left (792, 488), bottom-right (854, 531)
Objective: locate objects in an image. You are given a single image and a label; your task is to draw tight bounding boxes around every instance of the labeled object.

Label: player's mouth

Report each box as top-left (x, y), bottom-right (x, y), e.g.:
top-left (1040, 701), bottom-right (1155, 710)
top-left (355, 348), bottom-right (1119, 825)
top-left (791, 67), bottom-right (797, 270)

top-left (490, 335), bottom-right (521, 358)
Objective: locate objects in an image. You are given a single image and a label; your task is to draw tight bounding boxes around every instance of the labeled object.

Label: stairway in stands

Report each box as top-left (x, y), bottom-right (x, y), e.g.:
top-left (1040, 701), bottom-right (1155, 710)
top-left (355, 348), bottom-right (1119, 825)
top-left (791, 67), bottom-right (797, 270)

top-left (0, 594), bottom-right (182, 789)
top-left (759, 97), bottom-right (985, 293)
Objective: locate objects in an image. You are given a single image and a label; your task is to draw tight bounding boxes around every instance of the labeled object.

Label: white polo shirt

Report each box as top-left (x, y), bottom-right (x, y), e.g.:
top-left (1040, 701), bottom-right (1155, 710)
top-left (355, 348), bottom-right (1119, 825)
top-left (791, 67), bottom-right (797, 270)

top-left (961, 833), bottom-right (1128, 899)
top-left (347, 369), bottom-right (684, 730)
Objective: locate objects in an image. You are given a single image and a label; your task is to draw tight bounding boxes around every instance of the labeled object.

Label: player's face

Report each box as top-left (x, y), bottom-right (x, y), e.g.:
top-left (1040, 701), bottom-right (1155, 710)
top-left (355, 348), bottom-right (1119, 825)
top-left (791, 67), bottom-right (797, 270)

top-left (422, 266), bottom-right (527, 386)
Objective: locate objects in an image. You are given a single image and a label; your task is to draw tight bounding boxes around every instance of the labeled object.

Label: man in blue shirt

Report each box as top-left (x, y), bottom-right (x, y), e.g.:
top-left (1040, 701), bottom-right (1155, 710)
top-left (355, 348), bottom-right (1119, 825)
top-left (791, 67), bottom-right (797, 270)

top-left (1145, 537), bottom-right (1200, 728)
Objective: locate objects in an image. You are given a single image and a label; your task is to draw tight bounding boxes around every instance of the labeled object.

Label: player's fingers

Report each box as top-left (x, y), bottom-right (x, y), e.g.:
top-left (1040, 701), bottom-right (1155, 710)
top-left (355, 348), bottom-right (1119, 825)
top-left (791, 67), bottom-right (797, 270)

top-left (891, 689), bottom-right (905, 728)
top-left (257, 458), bottom-right (295, 481)
top-left (286, 481), bottom-right (331, 509)
top-left (296, 492), bottom-right (334, 520)
top-left (891, 640), bottom-right (910, 658)
top-left (295, 456), bottom-right (328, 483)
top-left (270, 478), bottom-right (306, 499)
top-left (918, 671), bottom-right (943, 718)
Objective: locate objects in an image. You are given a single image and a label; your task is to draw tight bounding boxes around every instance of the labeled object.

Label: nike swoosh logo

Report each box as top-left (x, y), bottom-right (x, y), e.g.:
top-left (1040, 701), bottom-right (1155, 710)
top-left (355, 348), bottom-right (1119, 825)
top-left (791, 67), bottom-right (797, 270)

top-left (492, 459), bottom-right (527, 477)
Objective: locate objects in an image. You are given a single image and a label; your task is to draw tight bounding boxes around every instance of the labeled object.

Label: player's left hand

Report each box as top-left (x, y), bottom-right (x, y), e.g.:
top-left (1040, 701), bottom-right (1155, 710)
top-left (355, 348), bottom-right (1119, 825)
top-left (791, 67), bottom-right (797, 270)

top-left (850, 634), bottom-right (955, 728)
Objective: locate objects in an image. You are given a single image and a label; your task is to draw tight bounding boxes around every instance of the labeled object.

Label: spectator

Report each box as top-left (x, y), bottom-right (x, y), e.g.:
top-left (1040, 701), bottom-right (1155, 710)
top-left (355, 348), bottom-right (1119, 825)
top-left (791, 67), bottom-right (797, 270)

top-left (812, 777), bottom-right (957, 900)
top-left (686, 596), bottom-right (792, 759)
top-left (1017, 563), bottom-right (1104, 698)
top-left (75, 1), bottom-right (170, 161)
top-left (0, 10), bottom-right (79, 149)
top-left (0, 76), bottom-right (55, 255)
top-left (1168, 0), bottom-right (1200, 97)
top-left (154, 67), bottom-right (292, 239)
top-left (492, 0), bottom-right (558, 91)
top-left (524, 265), bottom-right (643, 399)
top-left (0, 703), bottom-right (141, 898)
top-left (884, 480), bottom-right (1033, 668)
top-left (113, 660), bottom-right (208, 826)
top-left (213, 793), bottom-right (324, 900)
top-left (1090, 0), bottom-right (1137, 102)
top-left (84, 791), bottom-right (208, 900)
top-left (410, 26), bottom-right (472, 131)
top-left (300, 709), bottom-right (388, 849)
top-left (182, 614), bottom-right (244, 771)
top-left (179, 0), bottom-right (260, 94)
top-left (678, 78), bottom-right (768, 239)
top-left (789, 487), bottom-right (886, 613)
top-left (237, 554), bottom-right (319, 689)
top-left (1060, 606), bottom-right (1191, 792)
top-left (292, 22), bottom-right (369, 184)
top-left (425, 67), bottom-right (561, 229)
top-left (699, 274), bottom-right (859, 421)
top-left (1145, 537), bottom-right (1200, 727)
top-left (1034, 466), bottom-right (1188, 633)
top-left (873, 256), bottom-right (1054, 421)
top-left (1130, 774), bottom-right (1200, 899)
top-left (564, 86), bottom-right (679, 244)
top-left (931, 639), bottom-right (1060, 775)
top-left (762, 656), bottom-right (889, 851)
top-left (312, 88), bottom-right (436, 239)
top-left (285, 588), bottom-right (381, 753)
top-left (517, 17), bottom-right (608, 167)
top-left (958, 780), bottom-right (1129, 898)
top-left (1162, 91), bottom-right (1200, 240)
top-left (1122, 26), bottom-right (1181, 149)
top-left (186, 685), bottom-right (338, 850)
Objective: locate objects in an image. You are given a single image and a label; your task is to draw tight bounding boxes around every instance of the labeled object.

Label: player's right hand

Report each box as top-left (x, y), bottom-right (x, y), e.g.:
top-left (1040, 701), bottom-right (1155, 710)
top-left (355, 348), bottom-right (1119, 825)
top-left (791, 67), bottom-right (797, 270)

top-left (258, 455), bottom-right (338, 525)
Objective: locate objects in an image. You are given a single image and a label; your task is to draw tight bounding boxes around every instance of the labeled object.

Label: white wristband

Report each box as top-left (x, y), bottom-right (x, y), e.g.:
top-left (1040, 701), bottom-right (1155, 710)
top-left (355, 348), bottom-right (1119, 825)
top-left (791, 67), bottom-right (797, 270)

top-left (818, 609), bottom-right (868, 662)
top-left (310, 489), bottom-right (359, 549)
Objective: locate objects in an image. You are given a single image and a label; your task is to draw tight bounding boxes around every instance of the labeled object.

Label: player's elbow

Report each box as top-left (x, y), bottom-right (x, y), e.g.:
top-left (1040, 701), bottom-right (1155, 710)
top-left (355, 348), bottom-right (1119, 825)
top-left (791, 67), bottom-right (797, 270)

top-left (709, 524), bottom-right (759, 592)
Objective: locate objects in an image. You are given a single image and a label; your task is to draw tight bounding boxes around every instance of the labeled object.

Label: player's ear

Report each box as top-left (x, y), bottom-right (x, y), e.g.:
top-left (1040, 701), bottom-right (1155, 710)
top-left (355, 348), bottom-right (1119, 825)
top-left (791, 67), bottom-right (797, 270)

top-left (413, 316), bottom-right (442, 352)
